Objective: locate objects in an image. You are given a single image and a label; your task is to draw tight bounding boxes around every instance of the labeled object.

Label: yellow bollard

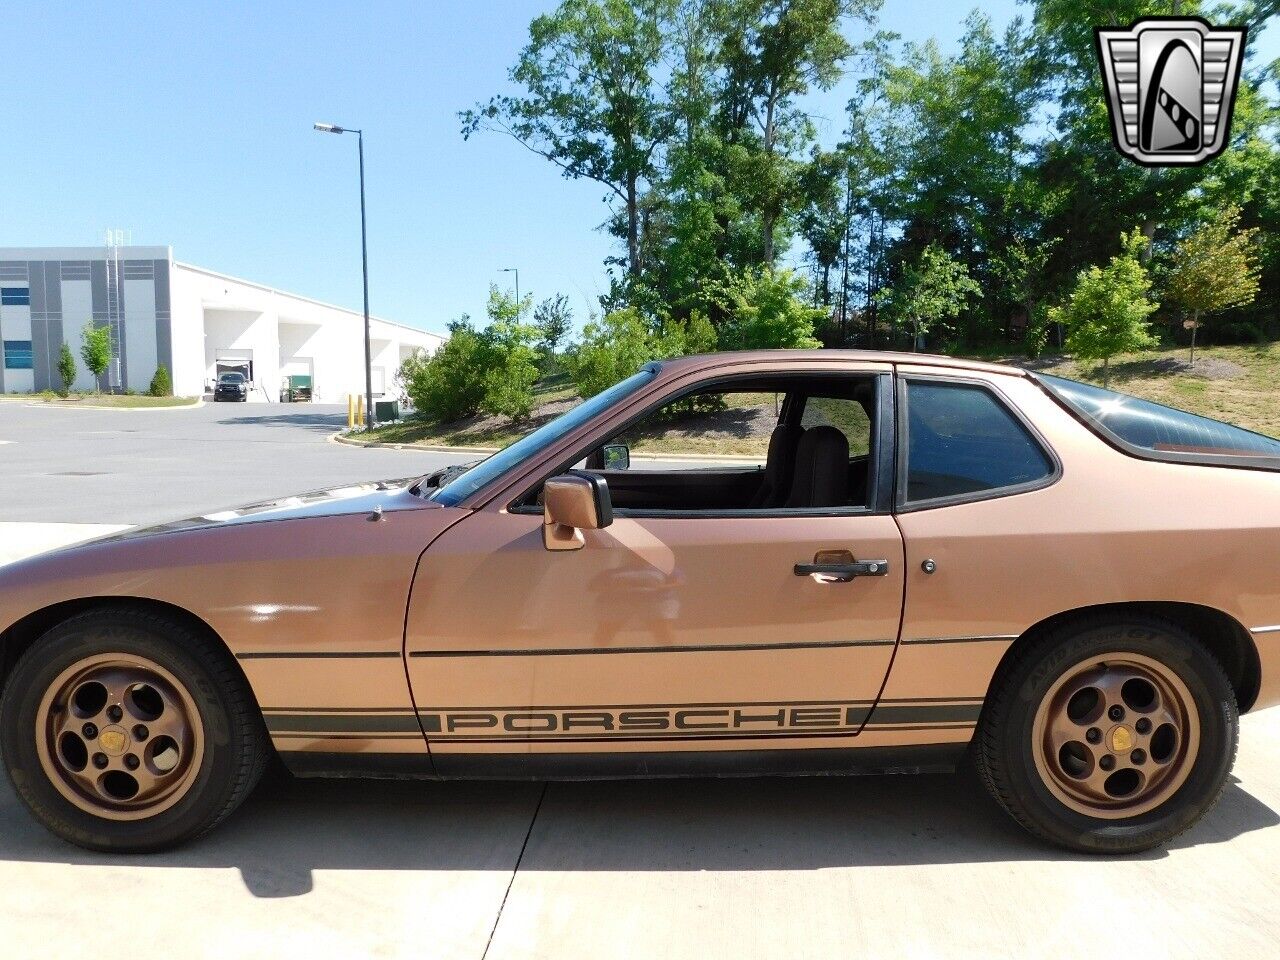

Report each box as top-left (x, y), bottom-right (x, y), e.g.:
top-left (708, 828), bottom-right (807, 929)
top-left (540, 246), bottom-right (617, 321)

top-left (346, 394), bottom-right (355, 429)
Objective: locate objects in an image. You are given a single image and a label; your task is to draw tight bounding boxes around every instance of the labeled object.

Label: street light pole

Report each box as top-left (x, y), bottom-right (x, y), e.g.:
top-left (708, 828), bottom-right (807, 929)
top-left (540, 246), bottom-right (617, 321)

top-left (315, 122), bottom-right (375, 430)
top-left (500, 267), bottom-right (519, 316)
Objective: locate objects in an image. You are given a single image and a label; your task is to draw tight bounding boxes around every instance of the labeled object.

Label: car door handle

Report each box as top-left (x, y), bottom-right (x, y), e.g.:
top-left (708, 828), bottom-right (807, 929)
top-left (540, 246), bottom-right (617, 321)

top-left (794, 559), bottom-right (890, 580)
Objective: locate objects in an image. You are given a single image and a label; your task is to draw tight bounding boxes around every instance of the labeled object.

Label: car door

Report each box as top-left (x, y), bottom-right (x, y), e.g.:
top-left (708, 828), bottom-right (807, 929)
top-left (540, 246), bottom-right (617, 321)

top-left (404, 363), bottom-right (906, 774)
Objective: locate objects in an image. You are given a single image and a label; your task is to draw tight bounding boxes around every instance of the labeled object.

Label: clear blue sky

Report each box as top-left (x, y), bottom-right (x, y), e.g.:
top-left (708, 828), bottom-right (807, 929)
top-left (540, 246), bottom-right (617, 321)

top-left (2, 2), bottom-right (1274, 335)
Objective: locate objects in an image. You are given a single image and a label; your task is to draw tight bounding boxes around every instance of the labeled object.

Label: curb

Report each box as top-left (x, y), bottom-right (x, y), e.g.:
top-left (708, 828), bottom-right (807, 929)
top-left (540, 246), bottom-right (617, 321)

top-left (21, 397), bottom-right (204, 412)
top-left (330, 431), bottom-right (762, 463)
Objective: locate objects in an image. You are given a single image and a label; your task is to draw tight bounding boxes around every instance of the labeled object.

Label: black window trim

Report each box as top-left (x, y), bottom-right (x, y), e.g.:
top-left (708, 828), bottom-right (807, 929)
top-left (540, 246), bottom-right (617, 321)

top-left (895, 372), bottom-right (1062, 513)
top-left (508, 369), bottom-right (897, 519)
top-left (1032, 372), bottom-right (1280, 474)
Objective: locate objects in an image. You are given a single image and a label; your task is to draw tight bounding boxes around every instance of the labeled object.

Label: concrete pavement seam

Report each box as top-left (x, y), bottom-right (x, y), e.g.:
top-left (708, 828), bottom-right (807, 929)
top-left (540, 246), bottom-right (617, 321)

top-left (482, 782), bottom-right (549, 960)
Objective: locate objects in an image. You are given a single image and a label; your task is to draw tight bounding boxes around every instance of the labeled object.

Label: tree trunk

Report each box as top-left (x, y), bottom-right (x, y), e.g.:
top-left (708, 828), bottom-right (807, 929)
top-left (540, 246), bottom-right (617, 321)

top-left (626, 175), bottom-right (641, 276)
top-left (761, 90), bottom-right (777, 269)
top-left (912, 319), bottom-right (919, 352)
top-left (1190, 309), bottom-right (1199, 365)
top-left (1103, 355), bottom-right (1110, 388)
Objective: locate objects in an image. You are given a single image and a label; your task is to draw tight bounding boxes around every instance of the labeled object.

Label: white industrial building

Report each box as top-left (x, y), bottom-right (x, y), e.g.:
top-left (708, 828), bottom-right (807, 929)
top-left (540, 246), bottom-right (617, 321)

top-left (0, 245), bottom-right (444, 401)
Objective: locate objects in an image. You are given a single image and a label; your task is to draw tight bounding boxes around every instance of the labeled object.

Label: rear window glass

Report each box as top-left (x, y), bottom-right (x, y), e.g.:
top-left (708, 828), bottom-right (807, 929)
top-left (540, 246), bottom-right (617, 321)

top-left (905, 381), bottom-right (1054, 503)
top-left (1039, 375), bottom-right (1280, 463)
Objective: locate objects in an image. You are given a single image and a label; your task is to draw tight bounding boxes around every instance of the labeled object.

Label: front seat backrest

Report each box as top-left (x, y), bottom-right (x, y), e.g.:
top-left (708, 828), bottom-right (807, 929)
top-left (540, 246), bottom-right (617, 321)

top-left (785, 425), bottom-right (848, 508)
top-left (749, 423), bottom-right (803, 508)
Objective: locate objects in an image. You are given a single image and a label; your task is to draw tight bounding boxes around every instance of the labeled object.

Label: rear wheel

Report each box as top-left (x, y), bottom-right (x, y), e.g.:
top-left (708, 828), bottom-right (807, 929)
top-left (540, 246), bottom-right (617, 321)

top-left (976, 615), bottom-right (1237, 853)
top-left (0, 607), bottom-right (268, 851)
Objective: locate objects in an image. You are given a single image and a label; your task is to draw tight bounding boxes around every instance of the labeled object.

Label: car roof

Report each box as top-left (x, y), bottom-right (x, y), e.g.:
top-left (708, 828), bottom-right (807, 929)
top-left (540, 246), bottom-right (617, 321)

top-left (649, 349), bottom-right (1028, 379)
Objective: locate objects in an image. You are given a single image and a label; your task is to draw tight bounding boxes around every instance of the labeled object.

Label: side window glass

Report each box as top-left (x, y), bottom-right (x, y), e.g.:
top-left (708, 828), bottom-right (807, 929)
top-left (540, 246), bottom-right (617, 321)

top-left (905, 381), bottom-right (1053, 504)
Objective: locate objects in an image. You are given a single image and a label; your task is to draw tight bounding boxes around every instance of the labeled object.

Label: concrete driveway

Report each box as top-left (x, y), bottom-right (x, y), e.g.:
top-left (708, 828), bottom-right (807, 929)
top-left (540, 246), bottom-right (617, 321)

top-left (1, 401), bottom-right (1278, 959)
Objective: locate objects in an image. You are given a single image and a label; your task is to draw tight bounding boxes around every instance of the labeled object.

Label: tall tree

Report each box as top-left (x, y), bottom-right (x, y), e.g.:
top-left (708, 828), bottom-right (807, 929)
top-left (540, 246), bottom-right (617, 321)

top-left (462, 0), bottom-right (677, 275)
top-left (716, 0), bottom-right (876, 266)
top-left (876, 243), bottom-right (980, 350)
top-left (534, 294), bottom-right (575, 363)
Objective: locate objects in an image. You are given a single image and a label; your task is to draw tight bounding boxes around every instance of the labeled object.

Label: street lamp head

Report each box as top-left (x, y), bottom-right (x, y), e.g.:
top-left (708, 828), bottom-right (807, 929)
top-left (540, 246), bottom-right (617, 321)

top-left (313, 122), bottom-right (344, 134)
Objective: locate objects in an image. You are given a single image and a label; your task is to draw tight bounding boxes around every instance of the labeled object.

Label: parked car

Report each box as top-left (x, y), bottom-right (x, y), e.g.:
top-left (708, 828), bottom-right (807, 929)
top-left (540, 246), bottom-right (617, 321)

top-left (213, 371), bottom-right (249, 402)
top-left (2, 350), bottom-right (1278, 853)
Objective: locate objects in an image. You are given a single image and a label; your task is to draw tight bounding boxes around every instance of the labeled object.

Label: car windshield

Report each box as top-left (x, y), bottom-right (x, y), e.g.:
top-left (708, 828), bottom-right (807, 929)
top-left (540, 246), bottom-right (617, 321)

top-left (428, 369), bottom-right (657, 506)
top-left (1039, 374), bottom-right (1280, 463)
top-left (219, 373), bottom-right (245, 383)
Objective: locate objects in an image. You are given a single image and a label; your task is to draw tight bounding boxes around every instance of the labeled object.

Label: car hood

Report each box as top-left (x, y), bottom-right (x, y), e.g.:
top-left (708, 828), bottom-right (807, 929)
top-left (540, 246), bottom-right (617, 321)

top-left (93, 477), bottom-right (432, 544)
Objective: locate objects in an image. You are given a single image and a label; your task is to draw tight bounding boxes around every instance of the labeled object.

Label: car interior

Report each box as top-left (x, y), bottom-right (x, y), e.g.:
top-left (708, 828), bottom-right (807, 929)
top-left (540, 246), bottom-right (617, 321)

top-left (521, 374), bottom-right (880, 514)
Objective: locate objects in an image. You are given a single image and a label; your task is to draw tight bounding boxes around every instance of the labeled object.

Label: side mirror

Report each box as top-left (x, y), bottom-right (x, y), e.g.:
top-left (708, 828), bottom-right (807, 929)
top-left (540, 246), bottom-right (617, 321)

top-left (601, 443), bottom-right (630, 471)
top-left (543, 471), bottom-right (613, 551)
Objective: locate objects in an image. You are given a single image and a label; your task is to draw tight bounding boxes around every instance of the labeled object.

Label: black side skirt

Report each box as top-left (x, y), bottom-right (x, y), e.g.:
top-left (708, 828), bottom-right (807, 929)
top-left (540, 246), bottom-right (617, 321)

top-left (279, 742), bottom-right (967, 781)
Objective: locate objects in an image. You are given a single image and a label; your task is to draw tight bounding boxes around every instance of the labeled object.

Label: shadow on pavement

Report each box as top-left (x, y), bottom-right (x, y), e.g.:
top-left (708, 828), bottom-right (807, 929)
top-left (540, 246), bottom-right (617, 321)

top-left (213, 411), bottom-right (348, 434)
top-left (1, 767), bottom-right (1274, 899)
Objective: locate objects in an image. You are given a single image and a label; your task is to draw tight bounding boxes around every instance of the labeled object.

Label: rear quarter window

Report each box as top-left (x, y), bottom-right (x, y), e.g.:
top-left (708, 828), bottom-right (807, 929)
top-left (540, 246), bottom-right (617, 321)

top-left (904, 380), bottom-right (1055, 505)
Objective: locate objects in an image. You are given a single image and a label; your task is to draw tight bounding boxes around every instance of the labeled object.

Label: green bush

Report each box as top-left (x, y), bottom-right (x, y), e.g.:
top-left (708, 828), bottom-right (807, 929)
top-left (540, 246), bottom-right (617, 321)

top-left (399, 320), bottom-right (492, 422)
top-left (398, 287), bottom-right (542, 423)
top-left (148, 363), bottom-right (173, 397)
top-left (570, 308), bottom-right (655, 399)
top-left (708, 268), bottom-right (823, 351)
top-left (569, 308), bottom-right (720, 400)
top-left (478, 321), bottom-right (539, 421)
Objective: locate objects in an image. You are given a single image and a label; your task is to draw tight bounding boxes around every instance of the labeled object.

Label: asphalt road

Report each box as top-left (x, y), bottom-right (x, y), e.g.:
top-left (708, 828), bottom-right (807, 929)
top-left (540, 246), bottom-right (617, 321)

top-left (1, 400), bottom-right (1279, 959)
top-left (0, 399), bottom-right (471, 524)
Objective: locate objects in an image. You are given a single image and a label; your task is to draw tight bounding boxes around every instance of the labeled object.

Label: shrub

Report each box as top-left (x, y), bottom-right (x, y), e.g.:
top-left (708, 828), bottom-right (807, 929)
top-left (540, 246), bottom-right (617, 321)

top-left (570, 308), bottom-right (655, 399)
top-left (56, 342), bottom-right (76, 396)
top-left (708, 268), bottom-right (823, 351)
top-left (399, 319), bottom-right (491, 422)
top-left (148, 363), bottom-right (173, 397)
top-left (479, 320), bottom-right (539, 421)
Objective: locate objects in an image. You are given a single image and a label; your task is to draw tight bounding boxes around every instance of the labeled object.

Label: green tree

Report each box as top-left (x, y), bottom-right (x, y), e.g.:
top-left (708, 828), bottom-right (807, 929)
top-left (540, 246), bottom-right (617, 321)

top-left (709, 267), bottom-right (823, 350)
top-left (56, 342), bottom-right (76, 396)
top-left (570, 307), bottom-right (658, 397)
top-left (479, 287), bottom-right (540, 421)
top-left (148, 363), bottom-right (173, 397)
top-left (1168, 204), bottom-right (1261, 362)
top-left (1050, 229), bottom-right (1158, 386)
top-left (462, 0), bottom-right (676, 276)
top-left (876, 243), bottom-right (980, 350)
top-left (80, 325), bottom-right (112, 394)
top-left (534, 294), bottom-right (574, 369)
top-left (398, 317), bottom-right (492, 422)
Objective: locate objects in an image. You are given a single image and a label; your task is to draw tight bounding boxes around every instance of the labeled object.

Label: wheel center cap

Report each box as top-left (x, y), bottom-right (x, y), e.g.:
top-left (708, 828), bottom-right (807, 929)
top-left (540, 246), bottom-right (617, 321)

top-left (99, 726), bottom-right (129, 756)
top-left (1109, 725), bottom-right (1134, 753)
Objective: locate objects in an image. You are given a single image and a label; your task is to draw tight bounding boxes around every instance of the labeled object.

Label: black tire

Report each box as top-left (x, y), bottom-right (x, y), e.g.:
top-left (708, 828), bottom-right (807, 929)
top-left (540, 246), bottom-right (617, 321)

top-left (975, 614), bottom-right (1237, 854)
top-left (0, 607), bottom-right (269, 852)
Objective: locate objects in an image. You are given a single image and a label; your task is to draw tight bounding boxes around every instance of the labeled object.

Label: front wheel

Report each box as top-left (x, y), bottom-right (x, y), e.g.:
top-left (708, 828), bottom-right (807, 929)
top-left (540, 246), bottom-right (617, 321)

top-left (975, 615), bottom-right (1237, 854)
top-left (0, 607), bottom-right (269, 851)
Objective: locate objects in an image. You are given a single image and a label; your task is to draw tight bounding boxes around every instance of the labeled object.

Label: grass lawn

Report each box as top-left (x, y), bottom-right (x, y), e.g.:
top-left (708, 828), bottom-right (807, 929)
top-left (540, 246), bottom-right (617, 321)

top-left (352, 342), bottom-right (1280, 452)
top-left (31, 392), bottom-right (201, 408)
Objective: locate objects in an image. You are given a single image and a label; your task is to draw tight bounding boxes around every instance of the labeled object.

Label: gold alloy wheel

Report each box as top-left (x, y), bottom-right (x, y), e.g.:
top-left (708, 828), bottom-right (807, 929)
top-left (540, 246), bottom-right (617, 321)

top-left (35, 653), bottom-right (205, 821)
top-left (1032, 652), bottom-right (1200, 820)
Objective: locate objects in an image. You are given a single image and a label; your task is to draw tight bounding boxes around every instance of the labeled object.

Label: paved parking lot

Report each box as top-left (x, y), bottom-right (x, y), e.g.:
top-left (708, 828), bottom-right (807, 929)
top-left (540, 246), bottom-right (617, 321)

top-left (2, 401), bottom-right (1279, 959)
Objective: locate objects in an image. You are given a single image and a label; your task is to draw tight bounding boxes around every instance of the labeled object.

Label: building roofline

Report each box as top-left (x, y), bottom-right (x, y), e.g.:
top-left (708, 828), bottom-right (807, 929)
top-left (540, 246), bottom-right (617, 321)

top-left (173, 261), bottom-right (444, 340)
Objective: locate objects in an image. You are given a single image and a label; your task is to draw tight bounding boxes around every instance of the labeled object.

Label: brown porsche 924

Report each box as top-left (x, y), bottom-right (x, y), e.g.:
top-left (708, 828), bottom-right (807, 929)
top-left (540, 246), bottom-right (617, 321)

top-left (3, 350), bottom-right (1279, 854)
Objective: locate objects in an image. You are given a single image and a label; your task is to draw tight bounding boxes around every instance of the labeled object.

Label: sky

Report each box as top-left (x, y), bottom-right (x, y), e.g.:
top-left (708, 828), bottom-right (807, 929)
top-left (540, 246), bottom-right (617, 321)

top-left (2, 2), bottom-right (1275, 336)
